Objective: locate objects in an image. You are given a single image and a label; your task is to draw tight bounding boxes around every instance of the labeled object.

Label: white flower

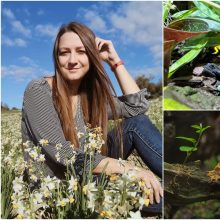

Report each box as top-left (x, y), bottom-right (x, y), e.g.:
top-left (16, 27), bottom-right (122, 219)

top-left (24, 148), bottom-right (31, 153)
top-left (12, 200), bottom-right (24, 210)
top-left (127, 191), bottom-right (137, 197)
top-left (38, 154), bottom-right (45, 162)
top-left (17, 205), bottom-right (26, 216)
top-left (43, 176), bottom-right (56, 190)
top-left (30, 174), bottom-right (38, 182)
top-left (57, 198), bottom-right (69, 207)
top-left (55, 143), bottom-right (62, 150)
top-left (77, 132), bottom-right (84, 138)
top-left (55, 152), bottom-right (60, 162)
top-left (33, 192), bottom-right (43, 205)
top-left (29, 150), bottom-right (38, 160)
top-left (83, 181), bottom-right (97, 195)
top-left (68, 176), bottom-right (78, 192)
top-left (39, 139), bottom-right (49, 146)
top-left (128, 210), bottom-right (142, 219)
top-left (23, 141), bottom-right (30, 148)
top-left (68, 195), bottom-right (75, 203)
top-left (13, 176), bottom-right (24, 193)
top-left (138, 197), bottom-right (146, 209)
top-left (87, 197), bottom-right (96, 212)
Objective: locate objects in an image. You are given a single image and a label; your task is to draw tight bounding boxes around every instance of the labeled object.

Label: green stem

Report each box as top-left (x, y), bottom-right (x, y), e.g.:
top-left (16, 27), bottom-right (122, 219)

top-left (184, 152), bottom-right (191, 164)
top-left (201, 0), bottom-right (220, 10)
top-left (81, 153), bottom-right (88, 212)
top-left (195, 131), bottom-right (203, 149)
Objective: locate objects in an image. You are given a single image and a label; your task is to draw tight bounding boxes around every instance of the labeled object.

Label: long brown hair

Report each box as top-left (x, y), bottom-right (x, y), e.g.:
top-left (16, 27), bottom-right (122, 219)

top-left (52, 21), bottom-right (122, 156)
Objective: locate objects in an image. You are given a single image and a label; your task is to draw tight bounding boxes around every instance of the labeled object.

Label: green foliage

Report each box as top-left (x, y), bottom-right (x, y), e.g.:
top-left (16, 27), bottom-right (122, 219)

top-left (176, 123), bottom-right (211, 163)
top-left (1, 166), bottom-right (15, 219)
top-left (147, 97), bottom-right (162, 132)
top-left (171, 8), bottom-right (197, 20)
top-left (183, 32), bottom-right (220, 50)
top-left (163, 0), bottom-right (174, 23)
top-left (165, 0), bottom-right (220, 78)
top-left (164, 98), bottom-right (191, 110)
top-left (204, 155), bottom-right (220, 170)
top-left (168, 39), bottom-right (207, 78)
top-left (174, 200), bottom-right (220, 219)
top-left (193, 1), bottom-right (220, 22)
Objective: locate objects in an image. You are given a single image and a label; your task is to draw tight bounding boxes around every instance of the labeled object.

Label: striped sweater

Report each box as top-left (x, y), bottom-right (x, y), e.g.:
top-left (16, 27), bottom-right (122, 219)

top-left (21, 77), bottom-right (149, 180)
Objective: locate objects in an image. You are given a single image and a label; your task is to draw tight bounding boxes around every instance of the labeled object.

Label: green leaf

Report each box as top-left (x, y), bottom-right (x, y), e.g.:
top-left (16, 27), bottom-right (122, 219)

top-left (179, 146), bottom-right (195, 152)
top-left (176, 136), bottom-right (197, 144)
top-left (191, 125), bottom-right (202, 131)
top-left (168, 39), bottom-right (207, 78)
top-left (201, 126), bottom-right (211, 133)
top-left (183, 32), bottom-right (220, 51)
top-left (188, 17), bottom-right (220, 31)
top-left (193, 1), bottom-right (220, 23)
top-left (168, 18), bottom-right (209, 32)
top-left (163, 0), bottom-right (173, 23)
top-left (171, 8), bottom-right (197, 20)
top-left (164, 98), bottom-right (191, 110)
top-left (191, 124), bottom-right (202, 129)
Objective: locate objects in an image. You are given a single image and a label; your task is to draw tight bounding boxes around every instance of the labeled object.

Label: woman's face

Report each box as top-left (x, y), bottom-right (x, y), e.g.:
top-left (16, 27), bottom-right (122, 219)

top-left (58, 32), bottom-right (90, 82)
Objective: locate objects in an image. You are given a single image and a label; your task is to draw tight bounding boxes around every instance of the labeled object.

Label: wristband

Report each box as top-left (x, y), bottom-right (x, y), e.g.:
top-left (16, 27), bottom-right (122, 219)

top-left (111, 60), bottom-right (124, 72)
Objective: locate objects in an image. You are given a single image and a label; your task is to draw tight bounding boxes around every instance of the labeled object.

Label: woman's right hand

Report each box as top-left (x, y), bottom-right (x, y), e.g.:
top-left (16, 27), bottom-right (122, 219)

top-left (136, 169), bottom-right (163, 204)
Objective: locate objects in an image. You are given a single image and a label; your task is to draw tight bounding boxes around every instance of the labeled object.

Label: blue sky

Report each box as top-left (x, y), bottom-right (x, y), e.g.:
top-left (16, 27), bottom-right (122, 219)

top-left (1, 1), bottom-right (162, 109)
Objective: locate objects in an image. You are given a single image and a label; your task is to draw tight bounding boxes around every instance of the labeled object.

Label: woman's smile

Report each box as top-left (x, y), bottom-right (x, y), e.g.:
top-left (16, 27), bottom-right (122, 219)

top-left (67, 67), bottom-right (81, 72)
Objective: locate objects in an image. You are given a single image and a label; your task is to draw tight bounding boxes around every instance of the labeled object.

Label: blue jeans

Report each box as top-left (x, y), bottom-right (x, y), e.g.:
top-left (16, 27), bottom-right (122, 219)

top-left (107, 114), bottom-right (162, 214)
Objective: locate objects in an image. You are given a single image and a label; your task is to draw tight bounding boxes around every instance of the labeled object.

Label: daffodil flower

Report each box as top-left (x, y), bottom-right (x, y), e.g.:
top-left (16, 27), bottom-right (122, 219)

top-left (39, 139), bottom-right (49, 146)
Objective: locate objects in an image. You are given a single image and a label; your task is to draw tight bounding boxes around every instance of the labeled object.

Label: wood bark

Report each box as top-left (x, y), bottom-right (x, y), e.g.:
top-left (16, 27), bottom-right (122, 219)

top-left (164, 162), bottom-right (220, 206)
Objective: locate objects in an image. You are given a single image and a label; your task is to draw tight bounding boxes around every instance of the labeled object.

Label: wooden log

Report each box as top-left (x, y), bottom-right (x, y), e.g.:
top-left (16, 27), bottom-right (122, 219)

top-left (164, 162), bottom-right (220, 206)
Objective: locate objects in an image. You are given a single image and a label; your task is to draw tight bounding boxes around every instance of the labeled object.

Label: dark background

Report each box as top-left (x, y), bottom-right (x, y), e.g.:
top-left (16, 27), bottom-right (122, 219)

top-left (164, 111), bottom-right (220, 167)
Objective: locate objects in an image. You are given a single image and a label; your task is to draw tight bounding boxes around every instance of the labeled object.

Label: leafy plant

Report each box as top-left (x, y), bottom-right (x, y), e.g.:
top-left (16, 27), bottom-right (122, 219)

top-left (176, 123), bottom-right (211, 163)
top-left (1, 166), bottom-right (15, 219)
top-left (163, 0), bottom-right (220, 78)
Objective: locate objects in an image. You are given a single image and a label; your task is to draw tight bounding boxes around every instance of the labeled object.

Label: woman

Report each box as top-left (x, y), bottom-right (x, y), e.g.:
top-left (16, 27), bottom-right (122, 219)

top-left (21, 22), bottom-right (162, 213)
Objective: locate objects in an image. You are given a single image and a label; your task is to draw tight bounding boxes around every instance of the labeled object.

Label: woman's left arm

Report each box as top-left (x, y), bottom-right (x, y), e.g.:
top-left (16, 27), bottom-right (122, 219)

top-left (96, 37), bottom-right (140, 95)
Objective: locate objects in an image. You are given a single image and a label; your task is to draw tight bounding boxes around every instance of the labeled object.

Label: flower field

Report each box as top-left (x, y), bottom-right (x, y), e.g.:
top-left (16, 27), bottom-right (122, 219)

top-left (1, 99), bottom-right (162, 219)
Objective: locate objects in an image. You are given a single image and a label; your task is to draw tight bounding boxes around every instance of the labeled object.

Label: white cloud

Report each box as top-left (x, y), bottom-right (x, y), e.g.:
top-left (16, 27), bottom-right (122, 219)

top-left (84, 11), bottom-right (107, 32)
top-left (15, 38), bottom-right (27, 47)
top-left (2, 7), bottom-right (31, 37)
top-left (11, 20), bottom-right (31, 37)
top-left (2, 8), bottom-right (15, 20)
top-left (150, 44), bottom-right (162, 63)
top-left (78, 9), bottom-right (113, 34)
top-left (2, 56), bottom-right (52, 81)
top-left (35, 24), bottom-right (59, 38)
top-left (37, 10), bottom-right (44, 15)
top-left (2, 63), bottom-right (52, 82)
top-left (1, 65), bottom-right (35, 79)
top-left (109, 1), bottom-right (162, 60)
top-left (2, 36), bottom-right (27, 47)
top-left (19, 56), bottom-right (37, 66)
top-left (23, 8), bottom-right (30, 16)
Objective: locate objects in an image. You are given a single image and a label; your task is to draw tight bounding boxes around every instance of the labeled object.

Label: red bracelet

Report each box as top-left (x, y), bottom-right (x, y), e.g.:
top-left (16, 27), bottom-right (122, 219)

top-left (111, 60), bottom-right (124, 72)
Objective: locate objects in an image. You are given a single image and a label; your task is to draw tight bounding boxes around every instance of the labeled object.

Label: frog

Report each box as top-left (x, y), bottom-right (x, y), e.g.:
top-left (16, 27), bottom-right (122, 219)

top-left (212, 45), bottom-right (220, 54)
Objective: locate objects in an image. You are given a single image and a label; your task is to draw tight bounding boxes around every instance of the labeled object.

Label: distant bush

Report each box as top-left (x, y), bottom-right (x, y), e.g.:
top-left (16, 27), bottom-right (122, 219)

top-left (135, 75), bottom-right (162, 99)
top-left (1, 102), bottom-right (10, 111)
